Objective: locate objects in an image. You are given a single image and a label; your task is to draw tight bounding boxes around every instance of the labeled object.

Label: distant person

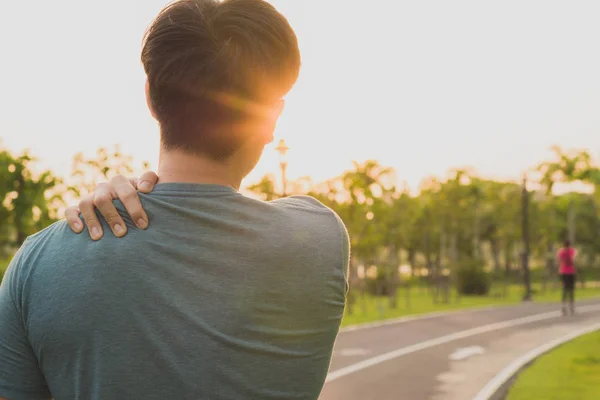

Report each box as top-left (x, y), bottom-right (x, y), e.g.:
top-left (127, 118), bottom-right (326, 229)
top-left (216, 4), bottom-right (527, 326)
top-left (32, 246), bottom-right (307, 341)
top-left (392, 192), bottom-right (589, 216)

top-left (557, 240), bottom-right (577, 315)
top-left (0, 1), bottom-right (349, 399)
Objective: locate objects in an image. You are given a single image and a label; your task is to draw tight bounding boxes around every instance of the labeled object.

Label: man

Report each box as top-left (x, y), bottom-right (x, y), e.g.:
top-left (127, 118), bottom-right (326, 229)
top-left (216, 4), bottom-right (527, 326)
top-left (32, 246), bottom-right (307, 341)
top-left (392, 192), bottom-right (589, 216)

top-left (557, 239), bottom-right (577, 315)
top-left (0, 1), bottom-right (349, 399)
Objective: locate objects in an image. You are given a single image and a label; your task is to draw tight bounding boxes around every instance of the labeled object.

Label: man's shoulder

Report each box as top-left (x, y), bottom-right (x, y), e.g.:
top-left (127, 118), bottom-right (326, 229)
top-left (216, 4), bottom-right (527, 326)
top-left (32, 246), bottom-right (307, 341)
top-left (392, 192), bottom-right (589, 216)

top-left (27, 219), bottom-right (78, 253)
top-left (269, 195), bottom-right (349, 264)
top-left (271, 195), bottom-right (347, 231)
top-left (4, 220), bottom-right (72, 287)
top-left (270, 195), bottom-right (336, 214)
top-left (25, 219), bottom-right (71, 244)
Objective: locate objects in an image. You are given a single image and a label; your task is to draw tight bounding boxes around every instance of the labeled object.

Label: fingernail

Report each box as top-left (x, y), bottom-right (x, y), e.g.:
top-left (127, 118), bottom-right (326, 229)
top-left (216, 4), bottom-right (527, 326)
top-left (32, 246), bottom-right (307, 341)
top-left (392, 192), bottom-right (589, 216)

top-left (74, 221), bottom-right (83, 231)
top-left (91, 227), bottom-right (101, 240)
top-left (114, 224), bottom-right (125, 236)
top-left (137, 218), bottom-right (148, 229)
top-left (139, 181), bottom-right (152, 192)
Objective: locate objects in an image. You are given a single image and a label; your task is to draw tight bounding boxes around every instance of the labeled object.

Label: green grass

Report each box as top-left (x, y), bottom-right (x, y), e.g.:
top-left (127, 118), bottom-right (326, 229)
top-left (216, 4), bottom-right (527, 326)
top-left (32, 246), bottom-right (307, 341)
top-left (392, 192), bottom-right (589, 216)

top-left (507, 330), bottom-right (600, 400)
top-left (341, 283), bottom-right (600, 327)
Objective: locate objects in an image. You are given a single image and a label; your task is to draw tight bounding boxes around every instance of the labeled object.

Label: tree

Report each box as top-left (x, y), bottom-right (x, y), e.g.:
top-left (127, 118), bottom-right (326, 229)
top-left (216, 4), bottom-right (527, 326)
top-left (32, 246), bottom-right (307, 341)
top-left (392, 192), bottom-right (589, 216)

top-left (342, 162), bottom-right (393, 259)
top-left (239, 150), bottom-right (600, 319)
top-left (247, 174), bottom-right (279, 201)
top-left (0, 149), bottom-right (15, 248)
top-left (538, 146), bottom-right (596, 243)
top-left (538, 146), bottom-right (600, 285)
top-left (0, 147), bottom-right (64, 250)
top-left (382, 189), bottom-right (419, 308)
top-left (70, 145), bottom-right (137, 198)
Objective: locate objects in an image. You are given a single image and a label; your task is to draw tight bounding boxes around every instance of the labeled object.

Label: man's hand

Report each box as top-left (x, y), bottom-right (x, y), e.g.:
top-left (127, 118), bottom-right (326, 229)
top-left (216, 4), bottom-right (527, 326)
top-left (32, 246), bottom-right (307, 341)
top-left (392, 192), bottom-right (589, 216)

top-left (65, 172), bottom-right (158, 240)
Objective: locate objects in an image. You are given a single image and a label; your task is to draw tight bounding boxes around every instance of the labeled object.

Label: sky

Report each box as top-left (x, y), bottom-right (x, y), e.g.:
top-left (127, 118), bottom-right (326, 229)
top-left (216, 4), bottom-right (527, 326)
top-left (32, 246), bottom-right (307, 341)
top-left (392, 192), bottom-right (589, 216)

top-left (1, 0), bottom-right (600, 192)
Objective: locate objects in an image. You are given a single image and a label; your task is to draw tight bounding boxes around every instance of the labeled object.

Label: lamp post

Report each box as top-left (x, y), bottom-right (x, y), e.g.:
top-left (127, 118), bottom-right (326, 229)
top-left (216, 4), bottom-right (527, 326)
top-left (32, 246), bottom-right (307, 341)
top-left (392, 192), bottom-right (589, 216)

top-left (521, 172), bottom-right (532, 301)
top-left (275, 139), bottom-right (289, 197)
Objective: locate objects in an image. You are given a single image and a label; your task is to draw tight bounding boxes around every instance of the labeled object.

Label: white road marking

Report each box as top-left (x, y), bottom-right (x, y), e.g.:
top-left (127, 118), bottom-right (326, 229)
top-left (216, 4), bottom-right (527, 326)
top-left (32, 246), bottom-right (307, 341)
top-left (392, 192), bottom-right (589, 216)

top-left (339, 348), bottom-right (371, 357)
top-left (326, 304), bottom-right (600, 383)
top-left (449, 346), bottom-right (485, 361)
top-left (473, 321), bottom-right (600, 400)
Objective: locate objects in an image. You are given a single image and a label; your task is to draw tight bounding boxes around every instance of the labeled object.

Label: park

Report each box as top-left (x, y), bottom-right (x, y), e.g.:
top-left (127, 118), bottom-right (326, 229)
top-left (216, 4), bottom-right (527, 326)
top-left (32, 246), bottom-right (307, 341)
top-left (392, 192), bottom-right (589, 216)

top-left (2, 0), bottom-right (600, 398)
top-left (1, 141), bottom-right (600, 399)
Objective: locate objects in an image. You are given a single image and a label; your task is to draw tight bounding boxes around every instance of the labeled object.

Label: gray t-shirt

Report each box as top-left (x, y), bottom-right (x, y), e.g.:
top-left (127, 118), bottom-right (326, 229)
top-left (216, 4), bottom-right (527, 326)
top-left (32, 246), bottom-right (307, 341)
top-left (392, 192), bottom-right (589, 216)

top-left (0, 184), bottom-right (349, 400)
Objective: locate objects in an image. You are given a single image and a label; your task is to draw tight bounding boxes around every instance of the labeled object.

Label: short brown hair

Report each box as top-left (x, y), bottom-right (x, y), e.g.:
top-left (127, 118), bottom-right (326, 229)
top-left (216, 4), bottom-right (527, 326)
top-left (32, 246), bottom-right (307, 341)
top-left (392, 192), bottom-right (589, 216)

top-left (141, 0), bottom-right (300, 159)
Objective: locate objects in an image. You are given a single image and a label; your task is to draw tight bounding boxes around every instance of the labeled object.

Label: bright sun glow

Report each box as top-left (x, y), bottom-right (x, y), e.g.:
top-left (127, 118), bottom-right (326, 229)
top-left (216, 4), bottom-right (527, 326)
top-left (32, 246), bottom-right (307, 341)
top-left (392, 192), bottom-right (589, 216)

top-left (1, 0), bottom-right (599, 190)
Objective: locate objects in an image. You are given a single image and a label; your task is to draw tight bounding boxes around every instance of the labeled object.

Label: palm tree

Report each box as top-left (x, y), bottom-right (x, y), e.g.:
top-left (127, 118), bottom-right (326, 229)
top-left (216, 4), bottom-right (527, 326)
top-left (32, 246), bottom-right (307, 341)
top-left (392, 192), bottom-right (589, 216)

top-left (538, 146), bottom-right (596, 244)
top-left (340, 160), bottom-right (394, 312)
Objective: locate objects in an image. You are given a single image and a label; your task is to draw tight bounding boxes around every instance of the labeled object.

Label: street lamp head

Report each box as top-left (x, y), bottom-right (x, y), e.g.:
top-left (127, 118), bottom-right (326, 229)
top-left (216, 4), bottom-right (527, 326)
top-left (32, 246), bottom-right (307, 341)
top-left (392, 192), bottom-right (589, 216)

top-left (275, 139), bottom-right (289, 158)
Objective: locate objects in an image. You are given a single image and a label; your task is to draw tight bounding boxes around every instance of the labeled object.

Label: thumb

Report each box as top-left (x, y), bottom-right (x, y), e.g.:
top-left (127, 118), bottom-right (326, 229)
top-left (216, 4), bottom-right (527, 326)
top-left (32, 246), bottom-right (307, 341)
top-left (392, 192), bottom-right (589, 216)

top-left (137, 171), bottom-right (159, 193)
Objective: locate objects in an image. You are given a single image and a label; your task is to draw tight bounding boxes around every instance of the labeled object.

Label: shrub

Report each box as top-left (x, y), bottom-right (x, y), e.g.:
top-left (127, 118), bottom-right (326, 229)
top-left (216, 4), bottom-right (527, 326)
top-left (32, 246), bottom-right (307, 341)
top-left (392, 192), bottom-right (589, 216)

top-left (365, 267), bottom-right (395, 296)
top-left (456, 259), bottom-right (491, 295)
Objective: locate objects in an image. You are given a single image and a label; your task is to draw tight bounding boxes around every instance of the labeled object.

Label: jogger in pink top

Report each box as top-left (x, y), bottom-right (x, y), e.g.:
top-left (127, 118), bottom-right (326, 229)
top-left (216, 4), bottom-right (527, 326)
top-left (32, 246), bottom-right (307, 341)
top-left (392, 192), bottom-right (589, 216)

top-left (557, 240), bottom-right (577, 315)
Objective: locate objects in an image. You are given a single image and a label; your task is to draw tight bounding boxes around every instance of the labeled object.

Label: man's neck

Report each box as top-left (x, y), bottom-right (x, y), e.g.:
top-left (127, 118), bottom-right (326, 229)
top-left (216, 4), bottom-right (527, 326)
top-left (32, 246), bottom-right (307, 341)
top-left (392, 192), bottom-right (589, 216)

top-left (158, 149), bottom-right (242, 190)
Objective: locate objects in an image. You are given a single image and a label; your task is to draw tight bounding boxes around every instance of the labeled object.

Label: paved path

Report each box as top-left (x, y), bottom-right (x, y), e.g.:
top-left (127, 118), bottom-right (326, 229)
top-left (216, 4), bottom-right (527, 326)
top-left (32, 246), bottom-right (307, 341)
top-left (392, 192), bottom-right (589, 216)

top-left (319, 299), bottom-right (600, 400)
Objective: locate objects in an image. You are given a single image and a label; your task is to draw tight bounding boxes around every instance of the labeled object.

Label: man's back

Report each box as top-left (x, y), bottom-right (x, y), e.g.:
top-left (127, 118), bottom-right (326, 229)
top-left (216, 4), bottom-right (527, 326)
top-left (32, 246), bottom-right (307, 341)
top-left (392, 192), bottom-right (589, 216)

top-left (0, 184), bottom-right (349, 400)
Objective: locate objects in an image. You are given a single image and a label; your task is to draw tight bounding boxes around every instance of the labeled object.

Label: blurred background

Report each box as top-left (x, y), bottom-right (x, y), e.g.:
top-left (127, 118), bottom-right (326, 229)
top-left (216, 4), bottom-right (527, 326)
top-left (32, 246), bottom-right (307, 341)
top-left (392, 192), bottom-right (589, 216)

top-left (1, 1), bottom-right (600, 399)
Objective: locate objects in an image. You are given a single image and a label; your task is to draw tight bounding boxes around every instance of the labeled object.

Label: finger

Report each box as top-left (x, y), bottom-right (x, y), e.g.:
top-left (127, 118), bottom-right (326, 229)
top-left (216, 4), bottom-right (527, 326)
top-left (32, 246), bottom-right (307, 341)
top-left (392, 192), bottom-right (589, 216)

top-left (79, 195), bottom-right (104, 241)
top-left (94, 183), bottom-right (127, 238)
top-left (137, 171), bottom-right (158, 193)
top-left (111, 175), bottom-right (149, 229)
top-left (129, 177), bottom-right (139, 189)
top-left (65, 206), bottom-right (84, 233)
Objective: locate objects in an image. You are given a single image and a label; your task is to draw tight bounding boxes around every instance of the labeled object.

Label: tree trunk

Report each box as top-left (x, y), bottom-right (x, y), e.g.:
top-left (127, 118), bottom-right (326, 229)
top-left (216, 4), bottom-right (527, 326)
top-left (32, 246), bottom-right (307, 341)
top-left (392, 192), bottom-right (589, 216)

top-left (568, 200), bottom-right (576, 245)
top-left (346, 259), bottom-right (358, 315)
top-left (551, 207), bottom-right (558, 291)
top-left (544, 242), bottom-right (556, 293)
top-left (361, 280), bottom-right (368, 315)
top-left (359, 259), bottom-right (371, 315)
top-left (388, 246), bottom-right (399, 309)
top-left (405, 279), bottom-right (411, 309)
top-left (581, 253), bottom-right (593, 289)
top-left (567, 199), bottom-right (578, 289)
top-left (489, 238), bottom-right (501, 296)
top-left (491, 238), bottom-right (501, 273)
top-left (432, 253), bottom-right (440, 304)
top-left (450, 233), bottom-right (458, 267)
top-left (408, 248), bottom-right (418, 292)
top-left (473, 200), bottom-right (480, 260)
top-left (450, 232), bottom-right (460, 303)
top-left (521, 176), bottom-right (532, 301)
top-left (440, 227), bottom-right (449, 304)
top-left (504, 242), bottom-right (512, 298)
top-left (425, 234), bottom-right (433, 296)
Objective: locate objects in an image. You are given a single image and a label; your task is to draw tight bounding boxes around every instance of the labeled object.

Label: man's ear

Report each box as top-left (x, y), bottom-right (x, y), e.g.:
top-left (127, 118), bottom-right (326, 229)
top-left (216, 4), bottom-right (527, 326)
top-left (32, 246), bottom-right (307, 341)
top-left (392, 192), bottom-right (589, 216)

top-left (145, 80), bottom-right (157, 120)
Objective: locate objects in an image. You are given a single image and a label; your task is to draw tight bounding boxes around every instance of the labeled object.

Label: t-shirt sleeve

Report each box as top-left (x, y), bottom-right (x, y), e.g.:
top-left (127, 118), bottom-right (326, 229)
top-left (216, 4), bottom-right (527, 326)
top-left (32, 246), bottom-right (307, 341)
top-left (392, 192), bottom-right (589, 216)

top-left (0, 244), bottom-right (52, 400)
